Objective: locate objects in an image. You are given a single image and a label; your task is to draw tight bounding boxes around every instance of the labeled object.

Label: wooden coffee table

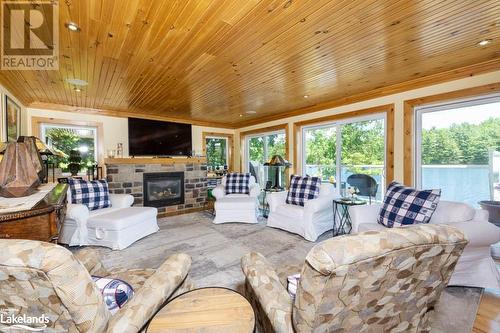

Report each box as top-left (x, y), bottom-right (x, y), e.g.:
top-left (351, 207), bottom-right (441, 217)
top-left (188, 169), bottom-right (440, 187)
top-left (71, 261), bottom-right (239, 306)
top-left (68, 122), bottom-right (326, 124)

top-left (146, 287), bottom-right (255, 333)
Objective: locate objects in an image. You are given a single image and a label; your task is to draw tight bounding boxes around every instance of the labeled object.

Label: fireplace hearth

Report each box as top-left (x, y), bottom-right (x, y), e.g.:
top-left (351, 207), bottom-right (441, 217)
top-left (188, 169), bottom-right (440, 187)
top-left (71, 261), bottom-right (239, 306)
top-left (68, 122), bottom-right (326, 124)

top-left (143, 172), bottom-right (184, 207)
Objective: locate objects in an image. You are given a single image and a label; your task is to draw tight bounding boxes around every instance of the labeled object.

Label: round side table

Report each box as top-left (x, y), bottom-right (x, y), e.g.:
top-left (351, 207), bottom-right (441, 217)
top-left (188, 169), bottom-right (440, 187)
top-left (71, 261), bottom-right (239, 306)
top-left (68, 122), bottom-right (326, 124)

top-left (146, 287), bottom-right (255, 333)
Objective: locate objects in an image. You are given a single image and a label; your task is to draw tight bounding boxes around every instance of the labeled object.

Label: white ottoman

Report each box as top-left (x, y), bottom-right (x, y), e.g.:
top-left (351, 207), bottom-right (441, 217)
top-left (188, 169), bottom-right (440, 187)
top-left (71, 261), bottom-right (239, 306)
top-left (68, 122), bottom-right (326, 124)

top-left (213, 197), bottom-right (259, 224)
top-left (86, 207), bottom-right (159, 250)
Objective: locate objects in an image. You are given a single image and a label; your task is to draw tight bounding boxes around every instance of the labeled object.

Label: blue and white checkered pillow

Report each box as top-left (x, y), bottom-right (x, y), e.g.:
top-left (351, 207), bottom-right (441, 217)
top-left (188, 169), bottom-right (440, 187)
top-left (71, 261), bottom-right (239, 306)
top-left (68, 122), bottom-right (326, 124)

top-left (286, 175), bottom-right (321, 206)
top-left (225, 173), bottom-right (251, 195)
top-left (69, 178), bottom-right (111, 211)
top-left (92, 276), bottom-right (134, 315)
top-left (378, 181), bottom-right (441, 228)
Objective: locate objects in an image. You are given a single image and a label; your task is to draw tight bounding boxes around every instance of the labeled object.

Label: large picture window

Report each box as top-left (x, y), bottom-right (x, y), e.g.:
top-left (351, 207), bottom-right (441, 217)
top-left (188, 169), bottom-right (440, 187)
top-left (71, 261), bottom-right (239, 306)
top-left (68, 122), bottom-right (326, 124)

top-left (302, 114), bottom-right (386, 200)
top-left (40, 123), bottom-right (98, 174)
top-left (415, 95), bottom-right (500, 206)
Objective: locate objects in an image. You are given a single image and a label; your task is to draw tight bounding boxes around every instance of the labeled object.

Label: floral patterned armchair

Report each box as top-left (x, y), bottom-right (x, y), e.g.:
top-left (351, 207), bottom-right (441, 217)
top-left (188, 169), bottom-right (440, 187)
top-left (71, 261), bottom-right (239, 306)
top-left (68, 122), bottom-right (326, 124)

top-left (0, 239), bottom-right (193, 333)
top-left (241, 224), bottom-right (467, 333)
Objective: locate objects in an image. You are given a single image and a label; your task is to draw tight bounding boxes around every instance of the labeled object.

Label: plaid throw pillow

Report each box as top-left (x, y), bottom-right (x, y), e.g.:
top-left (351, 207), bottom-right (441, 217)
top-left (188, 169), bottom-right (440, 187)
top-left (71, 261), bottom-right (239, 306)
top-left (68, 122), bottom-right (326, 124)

top-left (92, 276), bottom-right (134, 315)
top-left (378, 181), bottom-right (441, 228)
top-left (225, 173), bottom-right (251, 195)
top-left (286, 175), bottom-right (321, 206)
top-left (69, 178), bottom-right (111, 211)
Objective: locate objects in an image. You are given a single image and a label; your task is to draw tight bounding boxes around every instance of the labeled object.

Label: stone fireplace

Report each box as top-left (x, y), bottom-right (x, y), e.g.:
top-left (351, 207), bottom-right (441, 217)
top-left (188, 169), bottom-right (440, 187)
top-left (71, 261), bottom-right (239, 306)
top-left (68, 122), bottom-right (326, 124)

top-left (105, 157), bottom-right (207, 216)
top-left (143, 172), bottom-right (184, 207)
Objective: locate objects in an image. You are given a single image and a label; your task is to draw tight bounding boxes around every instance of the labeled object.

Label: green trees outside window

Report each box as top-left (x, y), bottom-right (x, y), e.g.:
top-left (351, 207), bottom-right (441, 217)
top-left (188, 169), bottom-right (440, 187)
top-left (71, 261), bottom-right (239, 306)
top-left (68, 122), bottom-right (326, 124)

top-left (304, 118), bottom-right (385, 183)
top-left (42, 126), bottom-right (97, 173)
top-left (206, 137), bottom-right (227, 168)
top-left (421, 118), bottom-right (500, 165)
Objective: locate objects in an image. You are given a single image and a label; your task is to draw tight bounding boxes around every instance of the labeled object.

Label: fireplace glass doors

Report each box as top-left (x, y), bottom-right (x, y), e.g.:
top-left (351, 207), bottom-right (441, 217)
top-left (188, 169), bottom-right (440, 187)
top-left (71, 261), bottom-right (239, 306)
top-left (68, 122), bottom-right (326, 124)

top-left (143, 172), bottom-right (184, 207)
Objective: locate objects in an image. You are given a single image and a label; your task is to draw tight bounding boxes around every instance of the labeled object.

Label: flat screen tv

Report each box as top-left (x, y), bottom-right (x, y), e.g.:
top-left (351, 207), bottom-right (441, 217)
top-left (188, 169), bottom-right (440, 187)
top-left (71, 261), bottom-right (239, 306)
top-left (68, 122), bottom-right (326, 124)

top-left (128, 118), bottom-right (192, 156)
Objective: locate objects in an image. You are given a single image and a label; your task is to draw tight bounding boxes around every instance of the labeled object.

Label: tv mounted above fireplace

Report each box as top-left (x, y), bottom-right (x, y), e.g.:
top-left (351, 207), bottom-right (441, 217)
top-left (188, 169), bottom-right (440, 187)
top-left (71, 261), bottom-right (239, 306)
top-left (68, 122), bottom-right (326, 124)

top-left (128, 118), bottom-right (192, 156)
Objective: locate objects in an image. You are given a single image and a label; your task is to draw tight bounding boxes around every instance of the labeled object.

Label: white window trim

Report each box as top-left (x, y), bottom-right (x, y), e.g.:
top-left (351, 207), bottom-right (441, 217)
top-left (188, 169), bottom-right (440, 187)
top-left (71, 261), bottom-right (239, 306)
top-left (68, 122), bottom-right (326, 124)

top-left (301, 113), bottom-right (387, 191)
top-left (414, 93), bottom-right (500, 188)
top-left (40, 123), bottom-right (99, 162)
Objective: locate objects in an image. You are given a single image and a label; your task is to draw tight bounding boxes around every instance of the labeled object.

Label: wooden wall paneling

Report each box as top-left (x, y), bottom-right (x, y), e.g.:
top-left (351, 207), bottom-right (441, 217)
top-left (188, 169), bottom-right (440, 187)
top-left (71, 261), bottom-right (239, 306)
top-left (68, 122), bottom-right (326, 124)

top-left (403, 82), bottom-right (500, 186)
top-left (292, 104), bottom-right (395, 183)
top-left (0, 0), bottom-right (498, 127)
top-left (201, 132), bottom-right (235, 171)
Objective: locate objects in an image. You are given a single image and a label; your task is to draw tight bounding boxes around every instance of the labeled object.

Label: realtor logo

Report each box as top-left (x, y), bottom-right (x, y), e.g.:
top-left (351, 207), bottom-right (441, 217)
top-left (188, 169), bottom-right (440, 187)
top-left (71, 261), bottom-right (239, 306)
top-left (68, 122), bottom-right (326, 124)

top-left (1, 0), bottom-right (59, 70)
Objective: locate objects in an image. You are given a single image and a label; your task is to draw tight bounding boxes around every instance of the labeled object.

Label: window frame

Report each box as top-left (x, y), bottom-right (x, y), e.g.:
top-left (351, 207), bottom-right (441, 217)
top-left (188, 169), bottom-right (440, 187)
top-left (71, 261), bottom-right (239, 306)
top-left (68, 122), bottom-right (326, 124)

top-left (301, 112), bottom-right (388, 193)
top-left (403, 83), bottom-right (500, 185)
top-left (31, 116), bottom-right (105, 167)
top-left (240, 124), bottom-right (289, 174)
top-left (244, 129), bottom-right (287, 171)
top-left (40, 123), bottom-right (99, 163)
top-left (413, 93), bottom-right (500, 189)
top-left (201, 132), bottom-right (234, 171)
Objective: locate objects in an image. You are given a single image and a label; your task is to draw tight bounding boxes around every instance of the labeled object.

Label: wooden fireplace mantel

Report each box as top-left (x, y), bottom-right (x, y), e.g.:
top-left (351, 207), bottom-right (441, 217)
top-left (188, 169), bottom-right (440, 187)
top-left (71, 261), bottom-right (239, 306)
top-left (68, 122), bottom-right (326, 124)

top-left (104, 157), bottom-right (206, 165)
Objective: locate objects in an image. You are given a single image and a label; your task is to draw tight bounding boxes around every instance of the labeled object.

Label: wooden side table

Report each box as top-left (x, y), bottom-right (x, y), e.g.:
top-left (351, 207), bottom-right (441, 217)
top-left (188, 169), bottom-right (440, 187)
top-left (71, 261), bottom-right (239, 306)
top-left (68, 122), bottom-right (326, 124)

top-left (0, 183), bottom-right (68, 242)
top-left (146, 287), bottom-right (255, 333)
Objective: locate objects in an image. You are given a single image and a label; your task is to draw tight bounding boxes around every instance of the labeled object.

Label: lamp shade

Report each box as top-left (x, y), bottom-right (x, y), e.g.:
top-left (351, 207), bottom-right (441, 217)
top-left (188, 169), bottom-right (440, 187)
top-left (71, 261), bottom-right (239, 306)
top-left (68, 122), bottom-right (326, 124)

top-left (0, 136), bottom-right (44, 197)
top-left (264, 155), bottom-right (292, 167)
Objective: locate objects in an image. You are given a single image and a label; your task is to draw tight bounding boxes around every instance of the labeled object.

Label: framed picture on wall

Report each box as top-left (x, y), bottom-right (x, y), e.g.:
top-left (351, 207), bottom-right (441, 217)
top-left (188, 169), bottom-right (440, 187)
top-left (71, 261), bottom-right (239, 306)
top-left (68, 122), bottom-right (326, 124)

top-left (5, 95), bottom-right (20, 142)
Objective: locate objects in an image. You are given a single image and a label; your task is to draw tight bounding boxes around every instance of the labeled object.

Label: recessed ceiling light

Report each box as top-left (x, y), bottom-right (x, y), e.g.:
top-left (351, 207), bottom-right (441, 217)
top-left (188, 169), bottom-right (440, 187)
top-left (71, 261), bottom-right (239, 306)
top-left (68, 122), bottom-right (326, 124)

top-left (303, 95), bottom-right (309, 98)
top-left (73, 87), bottom-right (82, 92)
top-left (66, 78), bottom-right (88, 86)
top-left (65, 22), bottom-right (81, 32)
top-left (246, 110), bottom-right (257, 114)
top-left (239, 114), bottom-right (243, 117)
top-left (477, 39), bottom-right (492, 46)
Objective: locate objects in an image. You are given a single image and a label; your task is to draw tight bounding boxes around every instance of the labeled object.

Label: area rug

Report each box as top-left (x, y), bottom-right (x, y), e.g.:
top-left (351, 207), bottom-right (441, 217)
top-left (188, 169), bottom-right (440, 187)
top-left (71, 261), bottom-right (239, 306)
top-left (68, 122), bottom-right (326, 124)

top-left (86, 212), bottom-right (481, 332)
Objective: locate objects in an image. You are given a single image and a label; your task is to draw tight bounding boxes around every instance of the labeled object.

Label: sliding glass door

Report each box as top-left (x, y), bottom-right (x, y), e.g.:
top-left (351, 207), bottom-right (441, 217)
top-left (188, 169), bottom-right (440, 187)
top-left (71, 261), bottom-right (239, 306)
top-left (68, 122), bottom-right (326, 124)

top-left (415, 95), bottom-right (500, 206)
top-left (246, 131), bottom-right (286, 187)
top-left (302, 114), bottom-right (386, 200)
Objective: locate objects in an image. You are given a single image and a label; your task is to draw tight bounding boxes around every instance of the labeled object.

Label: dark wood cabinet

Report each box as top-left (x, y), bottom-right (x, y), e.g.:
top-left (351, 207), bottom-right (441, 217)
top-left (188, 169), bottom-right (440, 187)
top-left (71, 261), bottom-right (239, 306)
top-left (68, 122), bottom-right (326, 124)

top-left (0, 184), bottom-right (68, 242)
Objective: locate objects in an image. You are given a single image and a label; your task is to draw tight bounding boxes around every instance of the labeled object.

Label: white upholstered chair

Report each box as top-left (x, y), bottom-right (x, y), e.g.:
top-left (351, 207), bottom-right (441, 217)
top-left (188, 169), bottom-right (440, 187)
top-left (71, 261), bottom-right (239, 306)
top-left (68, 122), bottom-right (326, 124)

top-left (212, 176), bottom-right (261, 224)
top-left (59, 191), bottom-right (159, 250)
top-left (266, 183), bottom-right (339, 241)
top-left (349, 200), bottom-right (500, 289)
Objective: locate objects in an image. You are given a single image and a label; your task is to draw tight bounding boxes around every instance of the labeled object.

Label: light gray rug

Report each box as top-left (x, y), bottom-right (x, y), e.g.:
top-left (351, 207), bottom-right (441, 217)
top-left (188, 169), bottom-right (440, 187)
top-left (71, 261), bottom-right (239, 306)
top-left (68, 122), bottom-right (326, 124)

top-left (85, 212), bottom-right (481, 332)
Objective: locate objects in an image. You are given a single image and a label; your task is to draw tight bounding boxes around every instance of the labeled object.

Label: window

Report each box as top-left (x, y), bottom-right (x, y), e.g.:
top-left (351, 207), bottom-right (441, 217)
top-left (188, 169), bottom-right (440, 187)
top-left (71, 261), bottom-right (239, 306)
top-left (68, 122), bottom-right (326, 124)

top-left (302, 114), bottom-right (386, 200)
top-left (205, 136), bottom-right (228, 169)
top-left (245, 130), bottom-right (286, 187)
top-left (415, 95), bottom-right (500, 206)
top-left (40, 123), bottom-right (98, 174)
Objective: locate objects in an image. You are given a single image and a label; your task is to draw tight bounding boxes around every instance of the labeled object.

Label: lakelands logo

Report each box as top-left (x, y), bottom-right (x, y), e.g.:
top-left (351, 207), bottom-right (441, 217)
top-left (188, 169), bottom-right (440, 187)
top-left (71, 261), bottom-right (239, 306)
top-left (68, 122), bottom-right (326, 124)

top-left (0, 308), bottom-right (49, 331)
top-left (1, 0), bottom-right (59, 70)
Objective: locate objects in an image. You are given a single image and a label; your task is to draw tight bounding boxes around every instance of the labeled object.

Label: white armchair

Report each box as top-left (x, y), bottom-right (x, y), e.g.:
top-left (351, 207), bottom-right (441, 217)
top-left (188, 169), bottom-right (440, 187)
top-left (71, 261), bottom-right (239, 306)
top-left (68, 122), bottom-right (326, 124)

top-left (212, 176), bottom-right (261, 224)
top-left (349, 201), bottom-right (500, 289)
top-left (266, 183), bottom-right (339, 241)
top-left (59, 191), bottom-right (159, 250)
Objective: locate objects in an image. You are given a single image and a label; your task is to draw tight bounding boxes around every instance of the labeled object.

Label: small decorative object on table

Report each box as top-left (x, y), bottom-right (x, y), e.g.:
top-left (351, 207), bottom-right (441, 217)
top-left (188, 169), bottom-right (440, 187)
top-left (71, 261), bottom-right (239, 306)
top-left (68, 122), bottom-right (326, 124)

top-left (346, 186), bottom-right (360, 199)
top-left (333, 198), bottom-right (366, 236)
top-left (116, 143), bottom-right (123, 158)
top-left (68, 149), bottom-right (82, 176)
top-left (146, 287), bottom-right (255, 333)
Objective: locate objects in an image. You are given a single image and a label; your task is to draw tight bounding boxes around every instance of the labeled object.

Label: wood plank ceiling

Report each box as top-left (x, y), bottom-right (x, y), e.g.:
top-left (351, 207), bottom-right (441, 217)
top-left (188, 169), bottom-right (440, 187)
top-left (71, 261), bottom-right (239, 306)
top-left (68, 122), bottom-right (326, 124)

top-left (0, 0), bottom-right (499, 128)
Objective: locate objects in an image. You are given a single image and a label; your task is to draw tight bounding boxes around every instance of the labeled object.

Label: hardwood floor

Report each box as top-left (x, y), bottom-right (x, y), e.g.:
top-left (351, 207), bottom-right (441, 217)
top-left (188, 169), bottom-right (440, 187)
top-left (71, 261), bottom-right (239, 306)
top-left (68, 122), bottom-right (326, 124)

top-left (472, 260), bottom-right (500, 332)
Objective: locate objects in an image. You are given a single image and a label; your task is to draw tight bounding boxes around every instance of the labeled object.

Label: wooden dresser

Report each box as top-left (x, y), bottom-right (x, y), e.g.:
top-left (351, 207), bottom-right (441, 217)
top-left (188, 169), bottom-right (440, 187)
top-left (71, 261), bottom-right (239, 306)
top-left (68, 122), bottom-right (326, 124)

top-left (0, 183), bottom-right (68, 242)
